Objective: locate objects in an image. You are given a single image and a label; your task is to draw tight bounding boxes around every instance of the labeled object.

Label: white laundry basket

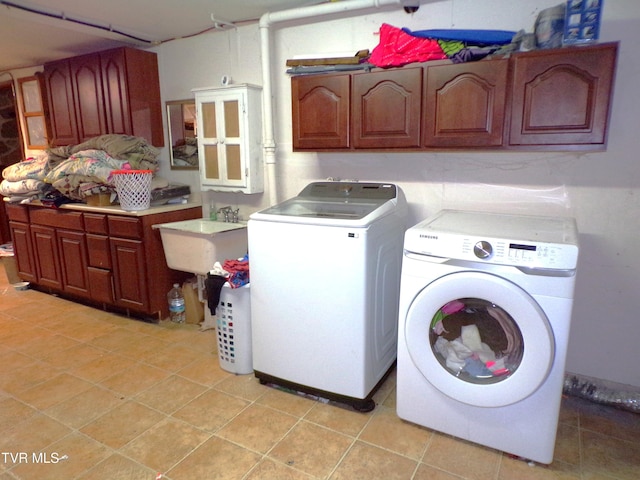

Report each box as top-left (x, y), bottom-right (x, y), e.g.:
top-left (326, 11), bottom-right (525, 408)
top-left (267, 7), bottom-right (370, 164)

top-left (112, 169), bottom-right (153, 211)
top-left (216, 283), bottom-right (252, 374)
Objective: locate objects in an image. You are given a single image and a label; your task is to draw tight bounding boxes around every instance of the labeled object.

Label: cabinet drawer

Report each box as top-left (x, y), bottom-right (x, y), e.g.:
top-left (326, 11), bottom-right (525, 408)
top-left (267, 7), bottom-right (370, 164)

top-left (84, 213), bottom-right (109, 234)
top-left (86, 234), bottom-right (111, 269)
top-left (30, 208), bottom-right (84, 230)
top-left (108, 216), bottom-right (143, 239)
top-left (5, 204), bottom-right (29, 222)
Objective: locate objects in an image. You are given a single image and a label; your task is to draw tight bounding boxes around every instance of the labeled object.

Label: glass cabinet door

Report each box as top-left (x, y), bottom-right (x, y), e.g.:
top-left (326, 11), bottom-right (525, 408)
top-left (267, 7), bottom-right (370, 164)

top-left (201, 101), bottom-right (219, 180)
top-left (194, 85), bottom-right (263, 194)
top-left (222, 99), bottom-right (242, 183)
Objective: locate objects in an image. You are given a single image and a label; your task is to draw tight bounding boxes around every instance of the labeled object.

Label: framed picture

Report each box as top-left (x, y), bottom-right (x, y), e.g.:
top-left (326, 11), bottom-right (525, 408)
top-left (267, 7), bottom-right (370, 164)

top-left (18, 76), bottom-right (48, 149)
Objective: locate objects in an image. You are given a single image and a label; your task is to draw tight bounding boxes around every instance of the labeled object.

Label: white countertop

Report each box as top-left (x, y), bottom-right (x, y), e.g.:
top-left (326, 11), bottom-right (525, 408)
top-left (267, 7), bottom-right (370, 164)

top-left (52, 201), bottom-right (201, 217)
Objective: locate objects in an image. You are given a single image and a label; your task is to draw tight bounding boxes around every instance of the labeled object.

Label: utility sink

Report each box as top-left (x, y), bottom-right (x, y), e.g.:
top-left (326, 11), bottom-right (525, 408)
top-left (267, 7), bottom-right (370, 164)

top-left (152, 219), bottom-right (248, 275)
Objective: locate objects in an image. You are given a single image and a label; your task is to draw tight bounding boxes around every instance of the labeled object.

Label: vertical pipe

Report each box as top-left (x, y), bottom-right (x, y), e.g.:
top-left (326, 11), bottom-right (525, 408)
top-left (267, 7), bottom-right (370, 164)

top-left (259, 0), bottom-right (406, 204)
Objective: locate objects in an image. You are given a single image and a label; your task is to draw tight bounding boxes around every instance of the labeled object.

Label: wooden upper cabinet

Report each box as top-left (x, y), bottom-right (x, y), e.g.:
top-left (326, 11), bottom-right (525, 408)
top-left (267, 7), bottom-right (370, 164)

top-left (43, 47), bottom-right (163, 147)
top-left (292, 74), bottom-right (350, 150)
top-left (194, 85), bottom-right (264, 193)
top-left (352, 68), bottom-right (422, 149)
top-left (290, 42), bottom-right (617, 152)
top-left (101, 47), bottom-right (163, 147)
top-left (42, 61), bottom-right (78, 146)
top-left (509, 42), bottom-right (618, 148)
top-left (424, 59), bottom-right (508, 147)
top-left (100, 49), bottom-right (131, 138)
top-left (70, 54), bottom-right (106, 143)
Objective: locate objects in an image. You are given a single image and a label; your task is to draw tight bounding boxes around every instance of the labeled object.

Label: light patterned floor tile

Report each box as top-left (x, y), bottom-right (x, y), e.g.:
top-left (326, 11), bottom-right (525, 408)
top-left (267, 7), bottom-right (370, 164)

top-left (0, 263), bottom-right (638, 480)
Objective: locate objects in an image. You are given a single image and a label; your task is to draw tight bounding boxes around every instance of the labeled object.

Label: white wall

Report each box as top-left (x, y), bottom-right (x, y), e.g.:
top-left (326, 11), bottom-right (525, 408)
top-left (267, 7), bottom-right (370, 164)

top-left (156, 0), bottom-right (640, 388)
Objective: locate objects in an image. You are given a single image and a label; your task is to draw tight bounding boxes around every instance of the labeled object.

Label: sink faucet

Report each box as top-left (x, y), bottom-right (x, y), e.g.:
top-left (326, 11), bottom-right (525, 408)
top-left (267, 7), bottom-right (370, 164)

top-left (218, 206), bottom-right (239, 223)
top-left (218, 206), bottom-right (231, 222)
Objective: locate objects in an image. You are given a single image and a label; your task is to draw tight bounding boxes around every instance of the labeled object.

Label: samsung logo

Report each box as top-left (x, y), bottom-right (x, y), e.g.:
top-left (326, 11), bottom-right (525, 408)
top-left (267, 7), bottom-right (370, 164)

top-left (419, 234), bottom-right (438, 240)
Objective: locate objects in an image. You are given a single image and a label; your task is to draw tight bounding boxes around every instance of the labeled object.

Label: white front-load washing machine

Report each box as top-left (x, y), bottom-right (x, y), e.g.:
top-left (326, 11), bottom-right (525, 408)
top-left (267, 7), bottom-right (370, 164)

top-left (397, 209), bottom-right (579, 464)
top-left (249, 182), bottom-right (408, 411)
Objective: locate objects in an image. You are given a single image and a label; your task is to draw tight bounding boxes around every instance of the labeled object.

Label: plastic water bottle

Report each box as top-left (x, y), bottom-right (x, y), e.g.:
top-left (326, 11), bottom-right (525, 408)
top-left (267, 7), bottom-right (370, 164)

top-left (167, 283), bottom-right (186, 323)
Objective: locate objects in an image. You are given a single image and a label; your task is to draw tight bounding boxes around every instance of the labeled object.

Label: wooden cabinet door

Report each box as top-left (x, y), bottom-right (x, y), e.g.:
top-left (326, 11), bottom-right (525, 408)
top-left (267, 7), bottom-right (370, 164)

top-left (100, 48), bottom-right (132, 139)
top-left (195, 85), bottom-right (263, 193)
top-left (42, 60), bottom-right (78, 146)
top-left (31, 224), bottom-right (62, 289)
top-left (58, 229), bottom-right (90, 298)
top-left (509, 43), bottom-right (617, 147)
top-left (424, 59), bottom-right (508, 147)
top-left (87, 267), bottom-right (114, 304)
top-left (110, 237), bottom-right (148, 312)
top-left (292, 74), bottom-right (350, 150)
top-left (8, 221), bottom-right (37, 282)
top-left (70, 54), bottom-right (106, 143)
top-left (352, 68), bottom-right (422, 149)
top-left (100, 47), bottom-right (163, 146)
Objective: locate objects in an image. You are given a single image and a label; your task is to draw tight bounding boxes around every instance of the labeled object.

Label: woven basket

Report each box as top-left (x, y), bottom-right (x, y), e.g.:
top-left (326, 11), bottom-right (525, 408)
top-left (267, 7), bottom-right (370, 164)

top-left (112, 170), bottom-right (153, 211)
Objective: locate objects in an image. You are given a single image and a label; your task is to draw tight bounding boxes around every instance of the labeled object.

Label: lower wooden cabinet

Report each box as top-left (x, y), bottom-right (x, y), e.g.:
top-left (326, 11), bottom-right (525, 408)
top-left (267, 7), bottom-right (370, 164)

top-left (31, 224), bottom-right (63, 290)
top-left (58, 229), bottom-right (90, 298)
top-left (110, 236), bottom-right (148, 312)
top-left (6, 204), bottom-right (201, 320)
top-left (88, 266), bottom-right (114, 304)
top-left (9, 217), bottom-right (37, 283)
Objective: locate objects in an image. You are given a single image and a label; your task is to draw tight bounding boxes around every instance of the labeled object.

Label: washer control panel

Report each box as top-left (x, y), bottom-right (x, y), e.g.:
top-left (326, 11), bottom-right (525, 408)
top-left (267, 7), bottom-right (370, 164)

top-left (404, 210), bottom-right (579, 270)
top-left (463, 237), bottom-right (567, 267)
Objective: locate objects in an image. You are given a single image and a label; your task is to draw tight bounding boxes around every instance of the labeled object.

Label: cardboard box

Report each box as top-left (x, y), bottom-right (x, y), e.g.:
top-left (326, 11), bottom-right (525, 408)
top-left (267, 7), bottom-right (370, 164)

top-left (2, 255), bottom-right (21, 284)
top-left (85, 193), bottom-right (113, 206)
top-left (183, 279), bottom-right (204, 325)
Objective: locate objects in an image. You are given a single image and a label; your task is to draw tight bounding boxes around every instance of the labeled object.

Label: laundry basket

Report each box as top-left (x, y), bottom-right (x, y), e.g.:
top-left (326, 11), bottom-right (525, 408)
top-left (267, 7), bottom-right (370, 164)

top-left (216, 283), bottom-right (252, 374)
top-left (112, 169), bottom-right (153, 211)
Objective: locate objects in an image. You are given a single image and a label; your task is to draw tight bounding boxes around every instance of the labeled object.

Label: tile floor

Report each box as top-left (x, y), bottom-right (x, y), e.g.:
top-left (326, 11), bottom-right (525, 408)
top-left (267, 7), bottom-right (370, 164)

top-left (1, 263), bottom-right (639, 480)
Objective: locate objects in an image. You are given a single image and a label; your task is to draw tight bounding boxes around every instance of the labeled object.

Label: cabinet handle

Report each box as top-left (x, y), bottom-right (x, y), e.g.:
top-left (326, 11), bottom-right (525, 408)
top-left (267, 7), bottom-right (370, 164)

top-left (220, 139), bottom-right (225, 144)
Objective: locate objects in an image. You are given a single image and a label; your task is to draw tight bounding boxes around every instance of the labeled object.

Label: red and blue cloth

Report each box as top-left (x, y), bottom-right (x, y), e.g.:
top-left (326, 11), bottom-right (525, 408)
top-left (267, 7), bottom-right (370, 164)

top-left (369, 24), bottom-right (516, 68)
top-left (223, 254), bottom-right (249, 289)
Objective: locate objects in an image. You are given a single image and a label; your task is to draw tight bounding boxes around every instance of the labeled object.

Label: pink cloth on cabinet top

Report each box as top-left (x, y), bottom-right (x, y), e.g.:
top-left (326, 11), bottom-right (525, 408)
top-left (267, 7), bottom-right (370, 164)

top-left (369, 23), bottom-right (447, 67)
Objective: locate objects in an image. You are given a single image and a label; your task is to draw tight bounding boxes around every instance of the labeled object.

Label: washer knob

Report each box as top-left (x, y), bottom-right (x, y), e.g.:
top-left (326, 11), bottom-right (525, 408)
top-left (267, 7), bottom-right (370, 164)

top-left (474, 241), bottom-right (493, 259)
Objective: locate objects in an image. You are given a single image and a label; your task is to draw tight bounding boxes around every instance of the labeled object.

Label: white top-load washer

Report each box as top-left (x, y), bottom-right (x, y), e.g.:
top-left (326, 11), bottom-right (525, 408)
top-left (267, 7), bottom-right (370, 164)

top-left (249, 182), bottom-right (407, 411)
top-left (397, 209), bottom-right (579, 463)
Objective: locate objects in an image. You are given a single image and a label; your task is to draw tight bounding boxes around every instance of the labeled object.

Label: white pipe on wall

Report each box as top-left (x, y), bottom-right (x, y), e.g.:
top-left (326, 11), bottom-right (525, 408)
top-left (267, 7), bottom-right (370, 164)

top-left (259, 0), bottom-right (412, 205)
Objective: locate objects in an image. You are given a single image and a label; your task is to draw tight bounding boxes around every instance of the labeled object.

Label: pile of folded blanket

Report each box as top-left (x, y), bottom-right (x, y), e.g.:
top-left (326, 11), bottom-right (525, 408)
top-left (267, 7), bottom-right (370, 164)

top-left (1, 134), bottom-right (159, 204)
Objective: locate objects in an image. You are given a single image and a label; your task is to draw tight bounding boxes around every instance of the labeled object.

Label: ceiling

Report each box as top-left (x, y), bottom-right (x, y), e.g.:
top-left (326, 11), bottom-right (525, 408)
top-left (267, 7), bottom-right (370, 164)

top-left (0, 0), bottom-right (325, 71)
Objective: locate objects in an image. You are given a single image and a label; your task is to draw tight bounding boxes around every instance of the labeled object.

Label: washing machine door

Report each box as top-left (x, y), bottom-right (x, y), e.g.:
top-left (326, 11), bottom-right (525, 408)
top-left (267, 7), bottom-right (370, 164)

top-left (405, 270), bottom-right (554, 407)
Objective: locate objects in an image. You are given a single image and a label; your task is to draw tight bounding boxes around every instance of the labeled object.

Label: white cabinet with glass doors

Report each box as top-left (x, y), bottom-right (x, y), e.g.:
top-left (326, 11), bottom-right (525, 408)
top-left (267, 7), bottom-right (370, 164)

top-left (193, 84), bottom-right (263, 193)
